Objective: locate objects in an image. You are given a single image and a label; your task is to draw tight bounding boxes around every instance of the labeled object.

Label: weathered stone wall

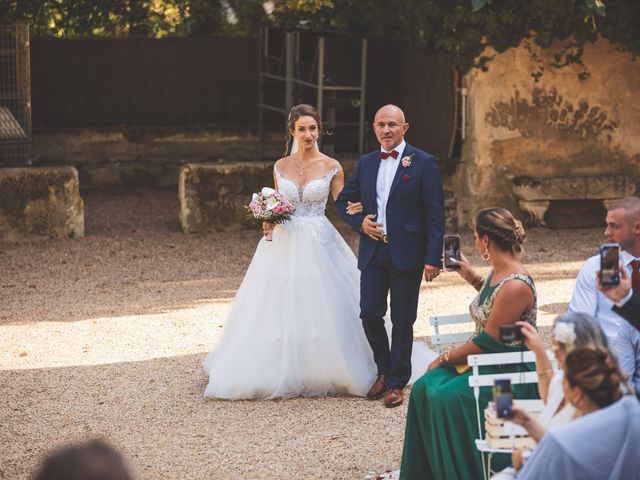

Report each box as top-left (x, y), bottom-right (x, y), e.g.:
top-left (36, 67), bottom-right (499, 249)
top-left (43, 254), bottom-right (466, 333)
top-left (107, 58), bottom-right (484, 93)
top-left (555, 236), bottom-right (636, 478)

top-left (32, 128), bottom-right (283, 190)
top-left (179, 162), bottom-right (274, 233)
top-left (0, 167), bottom-right (84, 241)
top-left (179, 160), bottom-right (458, 234)
top-left (457, 37), bottom-right (640, 227)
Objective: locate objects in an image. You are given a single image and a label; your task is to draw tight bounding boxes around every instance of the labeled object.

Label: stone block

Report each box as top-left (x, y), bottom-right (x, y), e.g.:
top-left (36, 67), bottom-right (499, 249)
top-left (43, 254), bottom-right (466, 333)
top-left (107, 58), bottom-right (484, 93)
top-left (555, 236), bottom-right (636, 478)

top-left (512, 174), bottom-right (636, 226)
top-left (0, 167), bottom-right (85, 241)
top-left (179, 162), bottom-right (273, 233)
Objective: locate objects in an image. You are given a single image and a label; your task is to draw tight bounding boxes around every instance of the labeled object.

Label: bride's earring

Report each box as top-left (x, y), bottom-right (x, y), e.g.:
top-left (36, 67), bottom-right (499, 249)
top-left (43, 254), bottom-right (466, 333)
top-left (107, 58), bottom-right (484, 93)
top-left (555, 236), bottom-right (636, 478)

top-left (482, 248), bottom-right (491, 262)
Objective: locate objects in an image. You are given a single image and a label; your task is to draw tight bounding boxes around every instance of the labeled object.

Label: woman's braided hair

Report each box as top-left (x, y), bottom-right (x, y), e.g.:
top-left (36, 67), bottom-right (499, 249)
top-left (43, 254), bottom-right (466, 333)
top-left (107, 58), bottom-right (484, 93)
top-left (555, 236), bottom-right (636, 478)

top-left (475, 207), bottom-right (526, 254)
top-left (565, 346), bottom-right (624, 409)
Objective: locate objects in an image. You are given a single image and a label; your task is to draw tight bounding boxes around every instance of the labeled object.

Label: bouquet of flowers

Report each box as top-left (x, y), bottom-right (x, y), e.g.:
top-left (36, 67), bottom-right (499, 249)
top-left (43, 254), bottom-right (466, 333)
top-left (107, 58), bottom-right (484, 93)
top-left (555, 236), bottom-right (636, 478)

top-left (246, 187), bottom-right (295, 241)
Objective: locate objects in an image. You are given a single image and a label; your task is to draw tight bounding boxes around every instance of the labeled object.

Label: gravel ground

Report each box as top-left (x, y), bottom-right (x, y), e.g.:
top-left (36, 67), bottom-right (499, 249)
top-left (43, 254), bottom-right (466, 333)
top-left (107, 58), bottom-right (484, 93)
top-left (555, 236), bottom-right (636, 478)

top-left (0, 187), bottom-right (605, 479)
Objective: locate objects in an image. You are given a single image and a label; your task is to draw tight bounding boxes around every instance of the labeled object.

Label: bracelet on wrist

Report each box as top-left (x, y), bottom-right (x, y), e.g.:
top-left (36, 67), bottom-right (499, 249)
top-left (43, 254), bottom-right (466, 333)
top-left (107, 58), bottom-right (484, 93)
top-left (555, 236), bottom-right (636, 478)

top-left (442, 349), bottom-right (452, 366)
top-left (471, 275), bottom-right (483, 291)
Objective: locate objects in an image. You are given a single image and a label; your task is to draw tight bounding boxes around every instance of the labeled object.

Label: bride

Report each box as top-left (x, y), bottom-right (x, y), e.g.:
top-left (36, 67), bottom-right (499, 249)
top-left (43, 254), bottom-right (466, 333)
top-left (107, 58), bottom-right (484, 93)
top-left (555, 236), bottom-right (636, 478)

top-left (203, 104), bottom-right (435, 400)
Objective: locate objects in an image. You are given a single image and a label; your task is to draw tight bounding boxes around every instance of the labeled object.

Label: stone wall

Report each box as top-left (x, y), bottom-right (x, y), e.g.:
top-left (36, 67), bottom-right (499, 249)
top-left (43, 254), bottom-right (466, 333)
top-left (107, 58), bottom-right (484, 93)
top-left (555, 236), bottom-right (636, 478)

top-left (32, 128), bottom-right (283, 190)
top-left (179, 160), bottom-right (457, 234)
top-left (457, 37), bottom-right (640, 227)
top-left (0, 167), bottom-right (84, 241)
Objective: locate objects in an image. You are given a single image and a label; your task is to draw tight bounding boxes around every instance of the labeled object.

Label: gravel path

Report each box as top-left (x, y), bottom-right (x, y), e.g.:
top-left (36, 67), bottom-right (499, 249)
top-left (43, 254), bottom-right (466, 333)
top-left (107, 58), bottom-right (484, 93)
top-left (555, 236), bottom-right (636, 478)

top-left (0, 188), bottom-right (604, 479)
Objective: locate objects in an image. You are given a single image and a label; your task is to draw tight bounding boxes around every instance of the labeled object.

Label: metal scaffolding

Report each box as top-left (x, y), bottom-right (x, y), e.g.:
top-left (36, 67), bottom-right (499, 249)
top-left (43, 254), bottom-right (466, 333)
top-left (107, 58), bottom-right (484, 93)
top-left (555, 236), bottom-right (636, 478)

top-left (258, 28), bottom-right (367, 159)
top-left (0, 23), bottom-right (31, 166)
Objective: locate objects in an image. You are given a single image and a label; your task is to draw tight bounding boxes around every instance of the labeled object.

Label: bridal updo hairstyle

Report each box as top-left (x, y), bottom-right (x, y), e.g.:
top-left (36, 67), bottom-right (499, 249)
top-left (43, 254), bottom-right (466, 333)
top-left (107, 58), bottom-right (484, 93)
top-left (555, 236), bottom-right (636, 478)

top-left (565, 346), bottom-right (624, 409)
top-left (284, 104), bottom-right (323, 155)
top-left (475, 207), bottom-right (526, 254)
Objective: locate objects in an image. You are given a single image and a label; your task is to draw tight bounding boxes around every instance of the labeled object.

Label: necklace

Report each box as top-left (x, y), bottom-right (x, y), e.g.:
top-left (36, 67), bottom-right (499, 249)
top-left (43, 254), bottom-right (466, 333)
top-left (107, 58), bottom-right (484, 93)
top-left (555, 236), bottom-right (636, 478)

top-left (294, 154), bottom-right (317, 176)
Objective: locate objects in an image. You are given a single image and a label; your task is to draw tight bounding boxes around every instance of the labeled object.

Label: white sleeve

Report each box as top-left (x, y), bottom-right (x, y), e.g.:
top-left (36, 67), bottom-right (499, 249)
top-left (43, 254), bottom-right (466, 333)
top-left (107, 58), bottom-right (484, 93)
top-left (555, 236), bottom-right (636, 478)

top-left (568, 260), bottom-right (598, 316)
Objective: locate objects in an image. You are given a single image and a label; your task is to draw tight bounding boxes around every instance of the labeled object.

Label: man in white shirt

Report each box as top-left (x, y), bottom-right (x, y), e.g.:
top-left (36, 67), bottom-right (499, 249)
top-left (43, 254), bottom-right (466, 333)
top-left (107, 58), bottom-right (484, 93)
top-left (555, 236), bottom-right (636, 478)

top-left (569, 196), bottom-right (640, 394)
top-left (569, 196), bottom-right (640, 341)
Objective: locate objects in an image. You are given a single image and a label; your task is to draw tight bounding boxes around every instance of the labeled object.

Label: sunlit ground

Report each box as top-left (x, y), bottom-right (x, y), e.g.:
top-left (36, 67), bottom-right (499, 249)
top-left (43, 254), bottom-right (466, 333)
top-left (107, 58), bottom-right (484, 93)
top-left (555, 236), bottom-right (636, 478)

top-left (0, 188), bottom-right (604, 479)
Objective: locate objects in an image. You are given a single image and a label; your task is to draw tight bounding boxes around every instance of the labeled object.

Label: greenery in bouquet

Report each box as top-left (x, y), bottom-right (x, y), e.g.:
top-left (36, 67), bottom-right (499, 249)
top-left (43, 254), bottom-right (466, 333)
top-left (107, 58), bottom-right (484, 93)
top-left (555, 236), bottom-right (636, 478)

top-left (246, 187), bottom-right (295, 225)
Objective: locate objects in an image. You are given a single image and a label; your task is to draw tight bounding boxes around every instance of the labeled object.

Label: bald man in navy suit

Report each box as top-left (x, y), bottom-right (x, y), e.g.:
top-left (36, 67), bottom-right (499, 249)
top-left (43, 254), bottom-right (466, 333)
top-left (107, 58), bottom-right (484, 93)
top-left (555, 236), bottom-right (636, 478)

top-left (336, 105), bottom-right (444, 408)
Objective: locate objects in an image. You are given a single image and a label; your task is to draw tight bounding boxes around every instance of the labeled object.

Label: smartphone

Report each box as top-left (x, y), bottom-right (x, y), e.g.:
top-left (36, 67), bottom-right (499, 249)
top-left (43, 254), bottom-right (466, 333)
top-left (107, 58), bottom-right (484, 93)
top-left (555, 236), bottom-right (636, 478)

top-left (495, 393), bottom-right (513, 418)
top-left (599, 243), bottom-right (620, 286)
top-left (443, 234), bottom-right (462, 270)
top-left (493, 379), bottom-right (513, 418)
top-left (500, 325), bottom-right (525, 343)
top-left (493, 379), bottom-right (512, 397)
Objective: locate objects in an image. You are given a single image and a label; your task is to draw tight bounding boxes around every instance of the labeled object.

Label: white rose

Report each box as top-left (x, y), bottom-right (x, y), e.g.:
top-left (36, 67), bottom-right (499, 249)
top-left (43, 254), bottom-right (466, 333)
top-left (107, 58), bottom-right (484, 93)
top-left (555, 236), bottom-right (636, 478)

top-left (251, 193), bottom-right (259, 203)
top-left (261, 187), bottom-right (276, 196)
top-left (553, 322), bottom-right (577, 350)
top-left (265, 196), bottom-right (279, 211)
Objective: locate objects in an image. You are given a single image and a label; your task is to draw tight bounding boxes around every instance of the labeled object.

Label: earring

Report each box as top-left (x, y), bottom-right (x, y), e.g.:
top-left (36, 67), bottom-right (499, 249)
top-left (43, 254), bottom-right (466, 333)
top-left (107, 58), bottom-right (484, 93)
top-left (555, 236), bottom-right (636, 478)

top-left (482, 248), bottom-right (491, 261)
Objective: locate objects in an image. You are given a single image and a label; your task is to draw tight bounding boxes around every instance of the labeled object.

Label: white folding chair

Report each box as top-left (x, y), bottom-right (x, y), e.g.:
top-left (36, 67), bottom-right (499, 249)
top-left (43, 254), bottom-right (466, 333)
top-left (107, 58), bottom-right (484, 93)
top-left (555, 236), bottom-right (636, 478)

top-left (467, 351), bottom-right (540, 480)
top-left (428, 313), bottom-right (474, 354)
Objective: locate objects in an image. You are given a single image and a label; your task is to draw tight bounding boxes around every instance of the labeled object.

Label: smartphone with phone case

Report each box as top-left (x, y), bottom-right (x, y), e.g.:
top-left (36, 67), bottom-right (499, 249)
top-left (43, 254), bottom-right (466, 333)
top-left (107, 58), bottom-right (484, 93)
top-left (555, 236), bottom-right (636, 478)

top-left (443, 234), bottom-right (462, 270)
top-left (493, 379), bottom-right (513, 418)
top-left (599, 243), bottom-right (620, 286)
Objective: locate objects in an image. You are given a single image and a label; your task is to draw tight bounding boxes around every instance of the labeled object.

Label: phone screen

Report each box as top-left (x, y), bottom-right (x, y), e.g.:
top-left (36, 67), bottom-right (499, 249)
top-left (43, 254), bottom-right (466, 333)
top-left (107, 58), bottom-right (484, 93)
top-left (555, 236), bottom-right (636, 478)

top-left (600, 244), bottom-right (620, 285)
top-left (493, 379), bottom-right (513, 418)
top-left (443, 235), bottom-right (461, 270)
top-left (495, 393), bottom-right (513, 418)
top-left (493, 379), bottom-right (512, 397)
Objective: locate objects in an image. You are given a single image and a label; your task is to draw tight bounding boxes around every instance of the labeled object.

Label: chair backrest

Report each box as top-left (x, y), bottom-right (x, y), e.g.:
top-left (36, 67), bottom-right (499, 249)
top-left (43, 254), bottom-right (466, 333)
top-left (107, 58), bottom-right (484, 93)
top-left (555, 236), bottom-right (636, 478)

top-left (467, 351), bottom-right (540, 444)
top-left (428, 313), bottom-right (474, 354)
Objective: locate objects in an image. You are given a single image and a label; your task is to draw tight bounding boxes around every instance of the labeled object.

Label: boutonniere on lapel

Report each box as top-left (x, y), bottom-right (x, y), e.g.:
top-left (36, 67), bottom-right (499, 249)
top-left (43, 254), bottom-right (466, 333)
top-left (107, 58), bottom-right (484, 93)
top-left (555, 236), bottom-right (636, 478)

top-left (401, 153), bottom-right (414, 168)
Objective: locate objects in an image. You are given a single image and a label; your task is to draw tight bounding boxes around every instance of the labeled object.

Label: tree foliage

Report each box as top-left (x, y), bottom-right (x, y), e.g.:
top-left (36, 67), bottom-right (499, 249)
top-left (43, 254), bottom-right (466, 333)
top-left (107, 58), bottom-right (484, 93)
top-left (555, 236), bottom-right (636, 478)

top-left (280, 0), bottom-right (638, 76)
top-left (2, 0), bottom-right (639, 76)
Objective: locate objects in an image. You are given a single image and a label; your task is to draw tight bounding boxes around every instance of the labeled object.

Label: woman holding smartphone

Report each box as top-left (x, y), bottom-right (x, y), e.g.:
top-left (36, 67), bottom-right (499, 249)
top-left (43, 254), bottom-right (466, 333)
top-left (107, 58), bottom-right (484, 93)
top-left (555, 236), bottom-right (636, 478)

top-left (401, 207), bottom-right (538, 480)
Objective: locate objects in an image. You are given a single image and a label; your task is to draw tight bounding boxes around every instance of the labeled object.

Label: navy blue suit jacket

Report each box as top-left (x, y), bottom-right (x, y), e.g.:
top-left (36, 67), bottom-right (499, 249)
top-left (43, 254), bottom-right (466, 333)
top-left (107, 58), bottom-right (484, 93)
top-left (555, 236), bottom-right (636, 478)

top-left (336, 143), bottom-right (445, 271)
top-left (613, 292), bottom-right (640, 332)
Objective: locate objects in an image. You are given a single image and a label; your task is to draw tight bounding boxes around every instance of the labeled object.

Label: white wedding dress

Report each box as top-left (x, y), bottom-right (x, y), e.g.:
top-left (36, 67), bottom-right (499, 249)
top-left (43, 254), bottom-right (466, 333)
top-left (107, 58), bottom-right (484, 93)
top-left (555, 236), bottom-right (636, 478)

top-left (203, 166), bottom-right (436, 400)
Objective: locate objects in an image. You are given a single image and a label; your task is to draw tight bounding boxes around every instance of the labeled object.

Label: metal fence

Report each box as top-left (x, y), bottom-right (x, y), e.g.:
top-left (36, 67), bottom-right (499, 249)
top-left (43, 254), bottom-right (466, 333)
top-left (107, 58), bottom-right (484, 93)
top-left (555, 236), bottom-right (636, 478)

top-left (0, 23), bottom-right (32, 166)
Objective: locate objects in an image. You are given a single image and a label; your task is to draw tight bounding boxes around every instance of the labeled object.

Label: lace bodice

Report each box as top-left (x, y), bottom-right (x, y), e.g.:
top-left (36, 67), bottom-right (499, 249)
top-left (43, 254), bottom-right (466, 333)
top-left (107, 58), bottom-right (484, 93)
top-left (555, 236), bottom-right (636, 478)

top-left (274, 167), bottom-right (338, 218)
top-left (469, 272), bottom-right (537, 334)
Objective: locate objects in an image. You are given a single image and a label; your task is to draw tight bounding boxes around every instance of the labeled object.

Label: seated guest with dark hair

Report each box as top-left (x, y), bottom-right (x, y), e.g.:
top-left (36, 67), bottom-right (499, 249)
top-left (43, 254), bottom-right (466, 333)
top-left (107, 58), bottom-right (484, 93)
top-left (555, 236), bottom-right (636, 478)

top-left (34, 439), bottom-right (134, 480)
top-left (400, 208), bottom-right (538, 480)
top-left (517, 347), bottom-right (639, 480)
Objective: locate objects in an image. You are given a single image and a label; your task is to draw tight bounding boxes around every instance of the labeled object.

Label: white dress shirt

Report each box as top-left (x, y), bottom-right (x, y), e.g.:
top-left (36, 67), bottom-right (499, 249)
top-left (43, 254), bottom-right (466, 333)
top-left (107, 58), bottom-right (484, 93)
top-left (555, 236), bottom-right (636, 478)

top-left (568, 250), bottom-right (637, 342)
top-left (615, 320), bottom-right (640, 394)
top-left (376, 140), bottom-right (405, 234)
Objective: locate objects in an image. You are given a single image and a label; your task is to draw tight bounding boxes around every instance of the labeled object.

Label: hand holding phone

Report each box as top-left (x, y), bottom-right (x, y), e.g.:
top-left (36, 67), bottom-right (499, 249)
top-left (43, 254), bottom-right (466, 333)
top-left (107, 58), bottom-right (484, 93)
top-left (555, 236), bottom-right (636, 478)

top-left (443, 234), bottom-right (462, 270)
top-left (597, 262), bottom-right (632, 303)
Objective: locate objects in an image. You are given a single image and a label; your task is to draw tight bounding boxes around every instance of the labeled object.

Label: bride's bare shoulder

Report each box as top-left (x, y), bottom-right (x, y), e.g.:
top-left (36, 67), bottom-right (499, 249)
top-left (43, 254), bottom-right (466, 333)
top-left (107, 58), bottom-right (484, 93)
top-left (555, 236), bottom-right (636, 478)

top-left (319, 155), bottom-right (342, 172)
top-left (274, 156), bottom-right (294, 169)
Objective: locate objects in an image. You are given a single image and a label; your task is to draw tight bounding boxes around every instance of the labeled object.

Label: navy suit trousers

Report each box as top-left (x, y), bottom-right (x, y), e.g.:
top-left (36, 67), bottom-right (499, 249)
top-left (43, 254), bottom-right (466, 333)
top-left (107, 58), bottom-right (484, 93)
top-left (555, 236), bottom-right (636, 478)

top-left (360, 242), bottom-right (422, 390)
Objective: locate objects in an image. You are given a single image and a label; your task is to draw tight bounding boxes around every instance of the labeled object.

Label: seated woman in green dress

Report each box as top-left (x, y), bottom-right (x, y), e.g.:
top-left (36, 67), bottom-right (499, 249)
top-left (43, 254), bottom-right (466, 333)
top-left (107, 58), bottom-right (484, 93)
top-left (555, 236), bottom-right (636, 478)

top-left (400, 207), bottom-right (539, 480)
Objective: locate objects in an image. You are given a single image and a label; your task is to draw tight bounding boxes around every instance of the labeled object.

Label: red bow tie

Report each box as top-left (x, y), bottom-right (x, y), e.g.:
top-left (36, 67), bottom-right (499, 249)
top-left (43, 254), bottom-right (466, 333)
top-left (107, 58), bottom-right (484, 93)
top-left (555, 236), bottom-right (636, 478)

top-left (380, 150), bottom-right (399, 160)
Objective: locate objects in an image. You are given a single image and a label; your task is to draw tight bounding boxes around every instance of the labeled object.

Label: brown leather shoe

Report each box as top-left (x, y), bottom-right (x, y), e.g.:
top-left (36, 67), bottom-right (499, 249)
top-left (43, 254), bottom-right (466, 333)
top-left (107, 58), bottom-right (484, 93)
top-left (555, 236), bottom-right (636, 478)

top-left (384, 388), bottom-right (404, 408)
top-left (367, 375), bottom-right (387, 399)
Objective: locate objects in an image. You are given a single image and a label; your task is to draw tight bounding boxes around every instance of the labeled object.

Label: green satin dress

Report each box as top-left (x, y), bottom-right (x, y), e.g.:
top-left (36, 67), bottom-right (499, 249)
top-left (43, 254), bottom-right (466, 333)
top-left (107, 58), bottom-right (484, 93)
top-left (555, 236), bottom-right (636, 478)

top-left (400, 273), bottom-right (538, 480)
